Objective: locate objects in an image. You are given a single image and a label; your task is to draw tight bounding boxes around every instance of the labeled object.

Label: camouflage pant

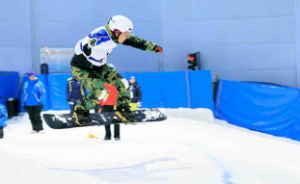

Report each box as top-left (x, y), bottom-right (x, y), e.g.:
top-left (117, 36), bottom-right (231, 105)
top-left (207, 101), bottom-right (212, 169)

top-left (71, 65), bottom-right (130, 111)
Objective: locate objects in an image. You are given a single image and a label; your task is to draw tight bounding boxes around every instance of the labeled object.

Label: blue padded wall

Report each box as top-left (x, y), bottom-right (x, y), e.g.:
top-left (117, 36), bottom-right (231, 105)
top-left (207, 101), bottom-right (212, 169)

top-left (122, 71), bottom-right (189, 108)
top-left (215, 80), bottom-right (300, 141)
top-left (47, 74), bottom-right (72, 110)
top-left (47, 71), bottom-right (213, 111)
top-left (0, 71), bottom-right (19, 106)
top-left (122, 72), bottom-right (163, 108)
top-left (158, 71), bottom-right (188, 108)
top-left (189, 70), bottom-right (214, 111)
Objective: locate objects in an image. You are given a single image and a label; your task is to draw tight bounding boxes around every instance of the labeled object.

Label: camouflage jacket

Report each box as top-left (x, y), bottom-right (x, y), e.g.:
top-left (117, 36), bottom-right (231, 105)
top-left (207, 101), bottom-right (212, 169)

top-left (105, 25), bottom-right (159, 52)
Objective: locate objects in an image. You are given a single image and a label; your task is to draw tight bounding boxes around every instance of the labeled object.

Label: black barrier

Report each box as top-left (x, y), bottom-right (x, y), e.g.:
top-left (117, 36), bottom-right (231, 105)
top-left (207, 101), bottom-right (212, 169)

top-left (41, 63), bottom-right (49, 74)
top-left (0, 72), bottom-right (19, 107)
top-left (6, 98), bottom-right (19, 118)
top-left (0, 128), bottom-right (3, 139)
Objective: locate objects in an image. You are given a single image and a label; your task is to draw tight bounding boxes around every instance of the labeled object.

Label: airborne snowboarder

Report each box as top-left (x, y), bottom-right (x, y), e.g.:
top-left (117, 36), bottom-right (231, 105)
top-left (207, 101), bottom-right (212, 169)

top-left (70, 15), bottom-right (163, 125)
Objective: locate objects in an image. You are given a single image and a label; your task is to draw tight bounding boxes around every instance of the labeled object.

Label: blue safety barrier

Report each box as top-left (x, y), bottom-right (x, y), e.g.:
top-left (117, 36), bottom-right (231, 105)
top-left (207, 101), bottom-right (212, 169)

top-left (0, 71), bottom-right (19, 106)
top-left (189, 70), bottom-right (214, 111)
top-left (215, 80), bottom-right (300, 141)
top-left (122, 72), bottom-right (164, 108)
top-left (122, 71), bottom-right (189, 108)
top-left (47, 71), bottom-right (213, 111)
top-left (47, 74), bottom-right (72, 110)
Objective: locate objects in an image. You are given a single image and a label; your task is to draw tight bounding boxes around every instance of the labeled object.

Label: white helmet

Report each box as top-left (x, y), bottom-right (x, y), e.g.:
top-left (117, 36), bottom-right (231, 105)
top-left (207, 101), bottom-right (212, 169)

top-left (108, 15), bottom-right (133, 33)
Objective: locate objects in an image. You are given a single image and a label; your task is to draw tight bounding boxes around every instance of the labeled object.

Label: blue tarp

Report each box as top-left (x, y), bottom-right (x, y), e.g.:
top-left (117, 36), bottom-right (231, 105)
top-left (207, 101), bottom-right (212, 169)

top-left (0, 71), bottom-right (19, 106)
top-left (48, 71), bottom-right (213, 110)
top-left (189, 70), bottom-right (214, 111)
top-left (48, 74), bottom-right (72, 110)
top-left (215, 80), bottom-right (300, 141)
top-left (122, 72), bottom-right (163, 108)
top-left (122, 71), bottom-right (189, 108)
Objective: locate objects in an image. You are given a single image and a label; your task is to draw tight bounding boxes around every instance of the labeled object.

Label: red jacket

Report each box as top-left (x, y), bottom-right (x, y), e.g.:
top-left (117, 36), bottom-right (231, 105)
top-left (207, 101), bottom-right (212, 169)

top-left (98, 84), bottom-right (118, 106)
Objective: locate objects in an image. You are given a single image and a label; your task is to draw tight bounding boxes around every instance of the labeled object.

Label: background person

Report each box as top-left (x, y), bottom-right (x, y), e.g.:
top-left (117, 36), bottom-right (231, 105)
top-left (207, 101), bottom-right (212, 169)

top-left (66, 77), bottom-right (87, 114)
top-left (21, 72), bottom-right (46, 134)
top-left (95, 83), bottom-right (121, 140)
top-left (129, 76), bottom-right (142, 109)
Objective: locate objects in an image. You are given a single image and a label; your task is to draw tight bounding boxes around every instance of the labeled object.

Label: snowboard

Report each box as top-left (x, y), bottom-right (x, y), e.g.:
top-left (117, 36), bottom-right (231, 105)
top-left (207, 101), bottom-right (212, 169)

top-left (43, 108), bottom-right (167, 129)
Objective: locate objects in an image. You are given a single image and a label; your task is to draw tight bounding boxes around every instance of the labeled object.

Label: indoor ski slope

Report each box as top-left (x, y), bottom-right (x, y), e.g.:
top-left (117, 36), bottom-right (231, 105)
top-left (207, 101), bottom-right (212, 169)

top-left (1, 109), bottom-right (300, 184)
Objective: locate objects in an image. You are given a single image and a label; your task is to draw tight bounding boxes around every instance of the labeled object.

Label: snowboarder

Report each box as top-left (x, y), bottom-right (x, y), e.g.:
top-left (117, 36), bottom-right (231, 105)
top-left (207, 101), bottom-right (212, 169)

top-left (70, 15), bottom-right (163, 125)
top-left (0, 95), bottom-right (8, 139)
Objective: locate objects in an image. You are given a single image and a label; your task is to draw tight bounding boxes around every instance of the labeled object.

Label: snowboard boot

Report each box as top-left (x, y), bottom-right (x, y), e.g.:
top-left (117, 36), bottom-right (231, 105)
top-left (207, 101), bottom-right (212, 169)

top-left (73, 107), bottom-right (91, 126)
top-left (114, 124), bottom-right (120, 141)
top-left (115, 105), bottom-right (135, 123)
top-left (104, 125), bottom-right (112, 140)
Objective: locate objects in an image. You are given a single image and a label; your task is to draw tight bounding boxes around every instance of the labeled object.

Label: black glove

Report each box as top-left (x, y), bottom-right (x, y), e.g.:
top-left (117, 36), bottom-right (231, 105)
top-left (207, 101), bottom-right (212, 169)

top-left (83, 43), bottom-right (92, 56)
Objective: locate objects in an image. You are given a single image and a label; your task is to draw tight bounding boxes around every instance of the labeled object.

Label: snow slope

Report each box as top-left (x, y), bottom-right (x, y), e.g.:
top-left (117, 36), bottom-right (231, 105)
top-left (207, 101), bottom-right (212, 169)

top-left (1, 108), bottom-right (300, 184)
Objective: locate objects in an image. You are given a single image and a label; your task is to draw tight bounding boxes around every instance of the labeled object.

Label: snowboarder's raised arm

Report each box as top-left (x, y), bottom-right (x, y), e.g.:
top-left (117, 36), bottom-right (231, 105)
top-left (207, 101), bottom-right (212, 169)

top-left (122, 34), bottom-right (163, 53)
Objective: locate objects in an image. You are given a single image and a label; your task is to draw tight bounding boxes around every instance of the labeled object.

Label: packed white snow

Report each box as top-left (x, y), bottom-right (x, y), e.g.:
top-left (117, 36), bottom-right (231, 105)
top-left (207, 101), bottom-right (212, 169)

top-left (1, 108), bottom-right (300, 184)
